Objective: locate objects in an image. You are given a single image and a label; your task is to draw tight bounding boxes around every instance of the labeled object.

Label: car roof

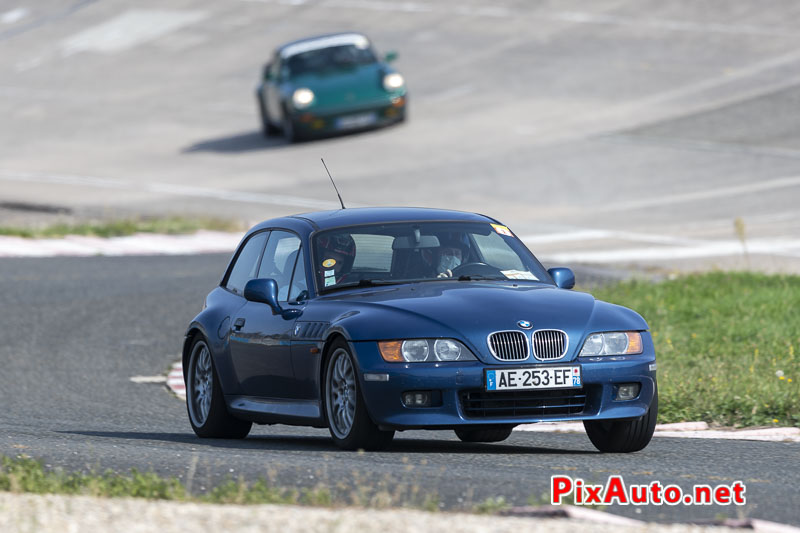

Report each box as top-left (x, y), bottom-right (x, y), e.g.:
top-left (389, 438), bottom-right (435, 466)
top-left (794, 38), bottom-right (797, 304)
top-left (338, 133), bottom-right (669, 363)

top-left (250, 207), bottom-right (499, 235)
top-left (278, 32), bottom-right (371, 59)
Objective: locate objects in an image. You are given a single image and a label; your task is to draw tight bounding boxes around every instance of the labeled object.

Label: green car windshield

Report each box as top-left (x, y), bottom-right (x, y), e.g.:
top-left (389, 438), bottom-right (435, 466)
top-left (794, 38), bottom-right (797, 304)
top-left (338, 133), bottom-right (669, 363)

top-left (313, 221), bottom-right (552, 291)
top-left (286, 45), bottom-right (378, 77)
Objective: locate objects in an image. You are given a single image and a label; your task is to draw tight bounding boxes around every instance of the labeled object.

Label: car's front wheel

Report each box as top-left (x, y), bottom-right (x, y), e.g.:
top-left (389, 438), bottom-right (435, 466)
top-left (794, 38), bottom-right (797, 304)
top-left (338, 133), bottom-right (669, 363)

top-left (454, 426), bottom-right (514, 443)
top-left (256, 92), bottom-right (280, 137)
top-left (324, 339), bottom-right (394, 450)
top-left (583, 386), bottom-right (658, 453)
top-left (187, 336), bottom-right (252, 439)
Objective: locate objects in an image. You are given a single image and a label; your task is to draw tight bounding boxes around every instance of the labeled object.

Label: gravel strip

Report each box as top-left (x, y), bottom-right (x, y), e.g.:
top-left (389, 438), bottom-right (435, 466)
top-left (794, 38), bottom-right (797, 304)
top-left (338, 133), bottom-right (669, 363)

top-left (0, 492), bottom-right (740, 533)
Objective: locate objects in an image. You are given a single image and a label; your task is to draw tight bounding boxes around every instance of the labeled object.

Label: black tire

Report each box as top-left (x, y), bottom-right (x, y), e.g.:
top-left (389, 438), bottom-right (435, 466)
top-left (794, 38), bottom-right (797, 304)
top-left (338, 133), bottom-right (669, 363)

top-left (186, 336), bottom-right (252, 439)
top-left (257, 93), bottom-right (279, 137)
top-left (454, 426), bottom-right (514, 443)
top-left (282, 106), bottom-right (305, 143)
top-left (583, 385), bottom-right (658, 453)
top-left (324, 338), bottom-right (394, 451)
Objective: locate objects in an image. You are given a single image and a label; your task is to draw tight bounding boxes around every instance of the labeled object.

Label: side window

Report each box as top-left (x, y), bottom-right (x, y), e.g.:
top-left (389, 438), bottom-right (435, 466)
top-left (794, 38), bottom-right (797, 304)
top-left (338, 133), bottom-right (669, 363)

top-left (257, 230), bottom-right (301, 302)
top-left (225, 232), bottom-right (269, 294)
top-left (288, 247), bottom-right (308, 303)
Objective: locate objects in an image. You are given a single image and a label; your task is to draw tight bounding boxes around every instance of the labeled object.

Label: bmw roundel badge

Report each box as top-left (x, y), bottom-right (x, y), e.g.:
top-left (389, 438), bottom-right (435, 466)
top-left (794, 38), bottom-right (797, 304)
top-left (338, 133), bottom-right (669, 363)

top-left (517, 320), bottom-right (532, 329)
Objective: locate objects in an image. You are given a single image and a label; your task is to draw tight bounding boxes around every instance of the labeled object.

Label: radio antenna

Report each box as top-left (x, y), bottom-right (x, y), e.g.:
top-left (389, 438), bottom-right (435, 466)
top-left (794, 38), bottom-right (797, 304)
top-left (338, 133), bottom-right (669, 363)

top-left (321, 158), bottom-right (346, 209)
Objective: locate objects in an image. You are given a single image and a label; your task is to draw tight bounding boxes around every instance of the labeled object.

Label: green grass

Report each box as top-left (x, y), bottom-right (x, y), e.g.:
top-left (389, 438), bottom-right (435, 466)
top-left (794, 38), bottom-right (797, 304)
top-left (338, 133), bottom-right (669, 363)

top-left (589, 272), bottom-right (800, 427)
top-left (0, 217), bottom-right (246, 239)
top-left (0, 455), bottom-right (440, 510)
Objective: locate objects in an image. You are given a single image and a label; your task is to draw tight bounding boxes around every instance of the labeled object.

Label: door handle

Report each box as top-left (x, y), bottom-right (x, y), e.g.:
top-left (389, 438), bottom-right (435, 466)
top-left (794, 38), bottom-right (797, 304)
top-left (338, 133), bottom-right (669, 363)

top-left (233, 318), bottom-right (246, 331)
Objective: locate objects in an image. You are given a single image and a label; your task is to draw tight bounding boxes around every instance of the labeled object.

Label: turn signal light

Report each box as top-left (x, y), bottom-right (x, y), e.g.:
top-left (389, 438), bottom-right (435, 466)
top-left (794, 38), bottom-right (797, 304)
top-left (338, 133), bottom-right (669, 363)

top-left (378, 341), bottom-right (404, 362)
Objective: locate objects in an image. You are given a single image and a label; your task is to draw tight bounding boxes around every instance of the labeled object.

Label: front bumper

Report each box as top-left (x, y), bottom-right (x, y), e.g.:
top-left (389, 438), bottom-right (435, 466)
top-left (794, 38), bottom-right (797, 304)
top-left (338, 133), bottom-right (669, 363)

top-left (288, 96), bottom-right (406, 137)
top-left (351, 341), bottom-right (656, 430)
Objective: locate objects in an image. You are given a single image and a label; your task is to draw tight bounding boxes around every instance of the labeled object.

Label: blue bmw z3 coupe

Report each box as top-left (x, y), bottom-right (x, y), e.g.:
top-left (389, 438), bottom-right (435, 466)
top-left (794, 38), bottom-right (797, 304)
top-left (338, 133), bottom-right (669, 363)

top-left (183, 208), bottom-right (657, 451)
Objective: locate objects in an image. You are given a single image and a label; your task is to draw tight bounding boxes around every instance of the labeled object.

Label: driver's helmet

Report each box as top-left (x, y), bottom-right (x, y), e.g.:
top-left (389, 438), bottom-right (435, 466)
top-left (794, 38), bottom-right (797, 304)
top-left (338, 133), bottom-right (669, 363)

top-left (317, 233), bottom-right (357, 271)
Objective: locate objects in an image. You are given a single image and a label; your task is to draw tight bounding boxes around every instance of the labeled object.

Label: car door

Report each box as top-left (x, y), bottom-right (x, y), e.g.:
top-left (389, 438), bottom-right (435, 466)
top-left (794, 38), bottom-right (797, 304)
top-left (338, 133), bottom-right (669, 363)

top-left (229, 230), bottom-right (302, 398)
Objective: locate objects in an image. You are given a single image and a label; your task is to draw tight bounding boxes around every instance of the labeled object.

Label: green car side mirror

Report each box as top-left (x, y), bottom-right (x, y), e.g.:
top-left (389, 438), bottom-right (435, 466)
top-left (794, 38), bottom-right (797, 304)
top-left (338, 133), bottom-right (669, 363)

top-left (384, 51), bottom-right (398, 63)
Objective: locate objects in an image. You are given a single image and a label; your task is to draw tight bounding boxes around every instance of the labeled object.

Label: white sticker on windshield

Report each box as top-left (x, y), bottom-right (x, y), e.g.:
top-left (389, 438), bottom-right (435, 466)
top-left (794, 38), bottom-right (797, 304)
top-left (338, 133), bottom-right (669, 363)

top-left (324, 276), bottom-right (336, 287)
top-left (501, 269), bottom-right (538, 280)
top-left (325, 270), bottom-right (335, 276)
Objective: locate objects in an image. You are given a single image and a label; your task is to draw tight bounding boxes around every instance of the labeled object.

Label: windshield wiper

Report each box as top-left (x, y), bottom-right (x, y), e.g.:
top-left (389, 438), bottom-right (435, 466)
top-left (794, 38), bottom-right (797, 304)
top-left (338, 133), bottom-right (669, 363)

top-left (322, 279), bottom-right (401, 293)
top-left (457, 275), bottom-right (506, 281)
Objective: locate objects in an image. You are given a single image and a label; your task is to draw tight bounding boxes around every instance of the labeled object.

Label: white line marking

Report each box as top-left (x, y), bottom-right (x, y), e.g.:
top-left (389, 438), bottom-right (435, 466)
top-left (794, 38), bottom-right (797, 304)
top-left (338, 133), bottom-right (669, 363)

top-left (239, 0), bottom-right (793, 35)
top-left (426, 84), bottom-right (475, 103)
top-left (0, 170), bottom-right (343, 210)
top-left (594, 175), bottom-right (800, 213)
top-left (60, 10), bottom-right (207, 56)
top-left (549, 11), bottom-right (796, 37)
top-left (543, 238), bottom-right (800, 264)
top-left (130, 375), bottom-right (168, 383)
top-left (0, 231), bottom-right (241, 258)
top-left (1, 8), bottom-right (28, 24)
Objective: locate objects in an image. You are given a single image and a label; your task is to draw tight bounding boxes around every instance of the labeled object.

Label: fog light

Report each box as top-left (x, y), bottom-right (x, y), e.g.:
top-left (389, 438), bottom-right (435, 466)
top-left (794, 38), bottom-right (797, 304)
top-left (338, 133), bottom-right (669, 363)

top-left (617, 383), bottom-right (640, 401)
top-left (402, 391), bottom-right (431, 407)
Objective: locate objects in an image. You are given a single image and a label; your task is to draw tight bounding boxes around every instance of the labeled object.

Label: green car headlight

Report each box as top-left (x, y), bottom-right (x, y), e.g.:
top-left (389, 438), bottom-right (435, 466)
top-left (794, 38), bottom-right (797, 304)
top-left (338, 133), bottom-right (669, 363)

top-left (382, 73), bottom-right (404, 91)
top-left (292, 88), bottom-right (314, 109)
top-left (378, 339), bottom-right (475, 362)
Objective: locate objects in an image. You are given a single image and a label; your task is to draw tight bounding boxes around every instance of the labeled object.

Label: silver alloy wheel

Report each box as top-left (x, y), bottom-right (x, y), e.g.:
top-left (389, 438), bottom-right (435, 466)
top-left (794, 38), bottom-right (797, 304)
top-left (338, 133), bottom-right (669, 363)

top-left (188, 340), bottom-right (213, 428)
top-left (326, 348), bottom-right (357, 439)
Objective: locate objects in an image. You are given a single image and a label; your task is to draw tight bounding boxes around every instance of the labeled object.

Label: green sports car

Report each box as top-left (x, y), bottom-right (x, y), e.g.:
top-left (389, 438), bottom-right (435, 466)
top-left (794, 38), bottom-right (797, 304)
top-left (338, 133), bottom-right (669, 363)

top-left (256, 33), bottom-right (407, 143)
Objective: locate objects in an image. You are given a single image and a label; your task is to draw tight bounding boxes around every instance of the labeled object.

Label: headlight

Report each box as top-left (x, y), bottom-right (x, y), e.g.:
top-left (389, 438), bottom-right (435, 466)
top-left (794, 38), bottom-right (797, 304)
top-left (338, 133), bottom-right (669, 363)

top-left (378, 339), bottom-right (475, 362)
top-left (579, 332), bottom-right (643, 356)
top-left (292, 88), bottom-right (314, 109)
top-left (383, 73), bottom-right (404, 91)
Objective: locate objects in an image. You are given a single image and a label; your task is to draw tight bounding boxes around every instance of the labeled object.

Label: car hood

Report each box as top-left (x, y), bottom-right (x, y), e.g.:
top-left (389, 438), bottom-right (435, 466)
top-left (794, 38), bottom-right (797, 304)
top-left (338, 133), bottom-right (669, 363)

top-left (290, 63), bottom-right (394, 108)
top-left (306, 282), bottom-right (648, 363)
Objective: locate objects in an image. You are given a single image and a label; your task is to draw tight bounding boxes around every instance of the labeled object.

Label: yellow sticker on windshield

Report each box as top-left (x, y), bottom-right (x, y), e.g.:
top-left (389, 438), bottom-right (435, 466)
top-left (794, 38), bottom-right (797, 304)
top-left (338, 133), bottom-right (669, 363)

top-left (322, 258), bottom-right (336, 268)
top-left (491, 224), bottom-right (513, 237)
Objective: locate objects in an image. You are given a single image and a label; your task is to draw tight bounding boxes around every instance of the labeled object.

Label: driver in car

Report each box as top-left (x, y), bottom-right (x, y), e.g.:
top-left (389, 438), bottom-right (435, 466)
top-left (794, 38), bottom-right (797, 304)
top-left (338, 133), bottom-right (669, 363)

top-left (318, 233), bottom-right (356, 286)
top-left (435, 239), bottom-right (467, 278)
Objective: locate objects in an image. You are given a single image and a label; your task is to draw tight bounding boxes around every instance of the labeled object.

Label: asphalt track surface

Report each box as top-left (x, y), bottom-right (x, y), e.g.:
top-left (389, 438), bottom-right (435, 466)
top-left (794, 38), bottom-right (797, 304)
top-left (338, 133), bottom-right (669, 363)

top-left (2, 0), bottom-right (800, 527)
top-left (1, 254), bottom-right (798, 525)
top-left (1, 0), bottom-right (800, 271)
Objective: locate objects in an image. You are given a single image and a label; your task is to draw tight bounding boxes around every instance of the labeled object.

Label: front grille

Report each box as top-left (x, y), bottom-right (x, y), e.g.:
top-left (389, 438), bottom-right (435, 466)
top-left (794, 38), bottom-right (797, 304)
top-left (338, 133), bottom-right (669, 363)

top-left (460, 389), bottom-right (586, 419)
top-left (532, 330), bottom-right (568, 360)
top-left (488, 331), bottom-right (529, 361)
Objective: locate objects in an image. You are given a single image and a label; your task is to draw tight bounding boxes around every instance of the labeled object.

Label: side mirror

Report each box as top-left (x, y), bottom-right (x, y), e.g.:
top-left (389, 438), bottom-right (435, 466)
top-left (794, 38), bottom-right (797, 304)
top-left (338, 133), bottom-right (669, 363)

top-left (244, 279), bottom-right (302, 319)
top-left (262, 63), bottom-right (272, 81)
top-left (548, 267), bottom-right (575, 289)
top-left (384, 51), bottom-right (398, 63)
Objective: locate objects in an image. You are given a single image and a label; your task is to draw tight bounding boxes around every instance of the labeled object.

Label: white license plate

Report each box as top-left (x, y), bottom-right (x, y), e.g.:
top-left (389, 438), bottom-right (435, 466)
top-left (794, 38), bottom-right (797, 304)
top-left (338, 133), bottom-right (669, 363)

top-left (335, 112), bottom-right (377, 129)
top-left (485, 366), bottom-right (581, 391)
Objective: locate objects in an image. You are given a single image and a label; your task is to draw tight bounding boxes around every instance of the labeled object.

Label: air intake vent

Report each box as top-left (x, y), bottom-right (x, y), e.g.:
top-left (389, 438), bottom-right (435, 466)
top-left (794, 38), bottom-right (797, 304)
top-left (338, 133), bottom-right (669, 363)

top-left (532, 330), bottom-right (568, 360)
top-left (488, 331), bottom-right (529, 361)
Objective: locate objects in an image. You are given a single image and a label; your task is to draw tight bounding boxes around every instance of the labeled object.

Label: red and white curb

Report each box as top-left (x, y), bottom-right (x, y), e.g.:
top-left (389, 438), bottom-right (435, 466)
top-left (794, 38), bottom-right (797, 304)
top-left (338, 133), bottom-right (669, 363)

top-left (0, 231), bottom-right (240, 257)
top-left (150, 361), bottom-right (800, 442)
top-left (166, 361), bottom-right (186, 400)
top-left (516, 421), bottom-right (800, 442)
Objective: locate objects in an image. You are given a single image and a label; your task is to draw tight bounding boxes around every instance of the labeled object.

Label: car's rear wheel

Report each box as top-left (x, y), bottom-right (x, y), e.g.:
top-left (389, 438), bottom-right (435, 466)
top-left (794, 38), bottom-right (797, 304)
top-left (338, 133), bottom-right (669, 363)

top-left (324, 339), bottom-right (394, 450)
top-left (583, 386), bottom-right (658, 453)
top-left (187, 336), bottom-right (252, 439)
top-left (454, 426), bottom-right (514, 443)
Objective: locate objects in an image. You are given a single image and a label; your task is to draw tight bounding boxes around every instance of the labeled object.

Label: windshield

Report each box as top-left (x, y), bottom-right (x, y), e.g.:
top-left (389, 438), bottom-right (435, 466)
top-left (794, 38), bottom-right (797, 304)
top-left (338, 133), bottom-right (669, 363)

top-left (286, 44), bottom-right (377, 77)
top-left (313, 221), bottom-right (552, 291)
